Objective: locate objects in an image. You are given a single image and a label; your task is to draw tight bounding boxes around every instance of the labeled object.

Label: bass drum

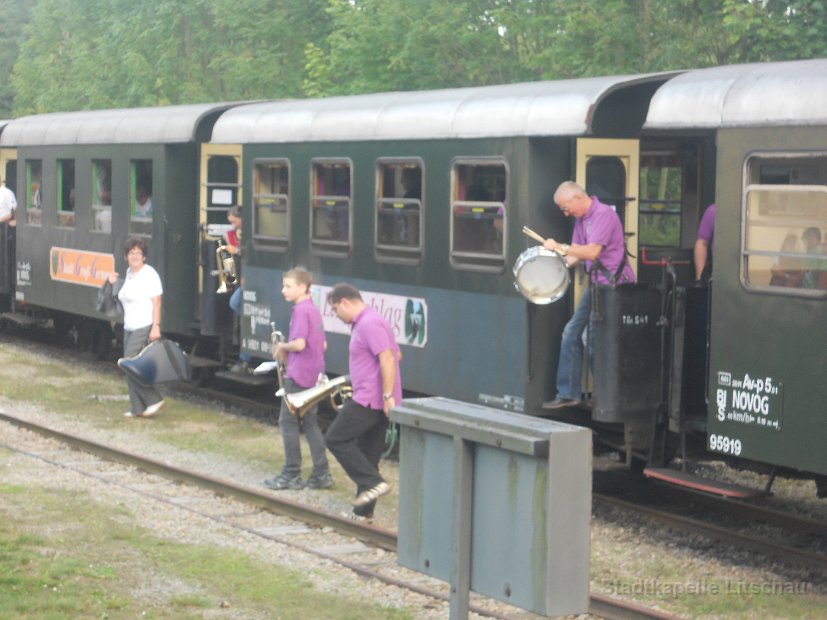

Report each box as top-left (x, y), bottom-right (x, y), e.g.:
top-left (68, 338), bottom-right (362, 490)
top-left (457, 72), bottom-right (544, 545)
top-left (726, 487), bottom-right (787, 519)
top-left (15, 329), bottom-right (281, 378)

top-left (513, 246), bottom-right (570, 305)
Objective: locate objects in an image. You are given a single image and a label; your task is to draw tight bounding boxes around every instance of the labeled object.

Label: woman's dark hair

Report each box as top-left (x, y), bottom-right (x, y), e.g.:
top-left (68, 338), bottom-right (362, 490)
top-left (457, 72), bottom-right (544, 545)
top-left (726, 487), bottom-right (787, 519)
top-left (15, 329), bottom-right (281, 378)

top-left (123, 236), bottom-right (149, 258)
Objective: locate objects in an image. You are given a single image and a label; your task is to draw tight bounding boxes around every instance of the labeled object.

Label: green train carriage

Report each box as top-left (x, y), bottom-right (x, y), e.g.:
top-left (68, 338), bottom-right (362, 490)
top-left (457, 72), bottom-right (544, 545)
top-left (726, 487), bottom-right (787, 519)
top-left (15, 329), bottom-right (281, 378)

top-left (0, 104), bottom-right (233, 342)
top-left (644, 61), bottom-right (827, 486)
top-left (205, 74), bottom-right (674, 414)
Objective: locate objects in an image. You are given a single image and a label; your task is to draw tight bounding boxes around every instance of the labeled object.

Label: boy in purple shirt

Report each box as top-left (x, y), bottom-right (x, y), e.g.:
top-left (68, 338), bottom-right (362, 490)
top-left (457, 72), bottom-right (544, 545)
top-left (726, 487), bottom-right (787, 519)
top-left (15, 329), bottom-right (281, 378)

top-left (542, 181), bottom-right (635, 410)
top-left (325, 283), bottom-right (401, 520)
top-left (264, 268), bottom-right (332, 491)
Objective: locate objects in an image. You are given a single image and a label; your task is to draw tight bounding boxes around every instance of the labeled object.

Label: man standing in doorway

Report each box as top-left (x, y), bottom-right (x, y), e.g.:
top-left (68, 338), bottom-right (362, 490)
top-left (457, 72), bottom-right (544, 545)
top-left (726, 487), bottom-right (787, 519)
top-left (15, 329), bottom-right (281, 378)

top-left (542, 181), bottom-right (635, 410)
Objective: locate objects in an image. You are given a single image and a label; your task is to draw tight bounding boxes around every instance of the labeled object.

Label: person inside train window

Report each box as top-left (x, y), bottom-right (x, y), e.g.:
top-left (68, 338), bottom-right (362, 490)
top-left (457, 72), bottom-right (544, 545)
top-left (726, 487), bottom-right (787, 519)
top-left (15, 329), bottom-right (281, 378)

top-left (0, 175), bottom-right (16, 227)
top-left (769, 233), bottom-right (804, 287)
top-left (694, 203), bottom-right (716, 282)
top-left (224, 206), bottom-right (252, 372)
top-left (134, 185), bottom-right (152, 218)
top-left (801, 227), bottom-right (827, 289)
top-left (93, 160), bottom-right (112, 233)
top-left (542, 181), bottom-right (635, 411)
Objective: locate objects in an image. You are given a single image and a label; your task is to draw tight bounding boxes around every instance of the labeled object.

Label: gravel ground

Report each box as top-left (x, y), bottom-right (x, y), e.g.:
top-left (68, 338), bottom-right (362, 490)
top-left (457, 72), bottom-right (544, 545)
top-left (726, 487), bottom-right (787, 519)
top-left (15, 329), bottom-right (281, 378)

top-left (1, 336), bottom-right (825, 618)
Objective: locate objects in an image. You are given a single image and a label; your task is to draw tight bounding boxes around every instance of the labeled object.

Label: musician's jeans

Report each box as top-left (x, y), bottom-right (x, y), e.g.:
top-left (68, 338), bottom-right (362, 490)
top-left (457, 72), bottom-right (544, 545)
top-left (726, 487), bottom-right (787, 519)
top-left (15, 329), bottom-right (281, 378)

top-left (123, 326), bottom-right (163, 415)
top-left (325, 399), bottom-right (388, 495)
top-left (555, 286), bottom-right (592, 401)
top-left (278, 378), bottom-right (329, 478)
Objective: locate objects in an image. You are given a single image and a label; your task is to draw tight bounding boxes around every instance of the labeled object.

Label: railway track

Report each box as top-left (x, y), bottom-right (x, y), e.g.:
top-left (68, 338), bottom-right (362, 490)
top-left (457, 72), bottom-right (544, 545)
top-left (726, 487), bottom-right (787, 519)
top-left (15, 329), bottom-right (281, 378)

top-left (0, 410), bottom-right (681, 620)
top-left (593, 471), bottom-right (827, 574)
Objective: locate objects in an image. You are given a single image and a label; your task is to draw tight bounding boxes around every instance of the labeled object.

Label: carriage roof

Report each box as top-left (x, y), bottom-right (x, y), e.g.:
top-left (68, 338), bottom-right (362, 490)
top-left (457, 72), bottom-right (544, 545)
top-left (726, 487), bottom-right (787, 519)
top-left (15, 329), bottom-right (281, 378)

top-left (645, 58), bottom-right (827, 129)
top-left (210, 73), bottom-right (675, 144)
top-left (0, 103), bottom-right (236, 146)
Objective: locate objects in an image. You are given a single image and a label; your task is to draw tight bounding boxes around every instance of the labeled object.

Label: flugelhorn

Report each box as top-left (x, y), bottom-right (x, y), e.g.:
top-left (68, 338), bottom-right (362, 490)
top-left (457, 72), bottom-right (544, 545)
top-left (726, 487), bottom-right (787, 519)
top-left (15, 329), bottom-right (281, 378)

top-left (271, 322), bottom-right (286, 397)
top-left (284, 374), bottom-right (351, 418)
top-left (215, 244), bottom-right (238, 294)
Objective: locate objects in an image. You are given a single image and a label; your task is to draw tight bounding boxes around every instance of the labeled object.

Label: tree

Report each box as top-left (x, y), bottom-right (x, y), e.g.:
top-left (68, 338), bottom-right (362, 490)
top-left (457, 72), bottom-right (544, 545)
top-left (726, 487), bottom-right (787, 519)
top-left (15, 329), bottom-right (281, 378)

top-left (0, 0), bottom-right (35, 117)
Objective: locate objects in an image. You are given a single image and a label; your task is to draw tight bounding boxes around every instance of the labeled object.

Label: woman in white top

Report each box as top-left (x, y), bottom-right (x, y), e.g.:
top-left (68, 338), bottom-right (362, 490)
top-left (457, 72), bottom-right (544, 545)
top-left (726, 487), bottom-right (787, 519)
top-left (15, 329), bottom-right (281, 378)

top-left (108, 237), bottom-right (165, 417)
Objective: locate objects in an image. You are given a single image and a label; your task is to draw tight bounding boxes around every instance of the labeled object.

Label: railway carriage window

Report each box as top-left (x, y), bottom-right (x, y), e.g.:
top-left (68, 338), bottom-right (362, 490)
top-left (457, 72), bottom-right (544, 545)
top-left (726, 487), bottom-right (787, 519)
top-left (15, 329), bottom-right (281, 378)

top-left (129, 160), bottom-right (153, 236)
top-left (639, 154), bottom-right (683, 246)
top-left (743, 154), bottom-right (827, 295)
top-left (91, 159), bottom-right (112, 233)
top-left (450, 160), bottom-right (506, 271)
top-left (310, 159), bottom-right (351, 256)
top-left (253, 160), bottom-right (289, 251)
top-left (26, 160), bottom-right (42, 226)
top-left (205, 155), bottom-right (240, 229)
top-left (57, 160), bottom-right (75, 228)
top-left (375, 160), bottom-right (423, 263)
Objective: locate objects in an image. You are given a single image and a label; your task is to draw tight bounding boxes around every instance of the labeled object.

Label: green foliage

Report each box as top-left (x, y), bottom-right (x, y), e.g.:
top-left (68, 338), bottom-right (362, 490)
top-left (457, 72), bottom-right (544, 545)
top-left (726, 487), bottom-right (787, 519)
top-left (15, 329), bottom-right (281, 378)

top-left (7, 1), bottom-right (827, 113)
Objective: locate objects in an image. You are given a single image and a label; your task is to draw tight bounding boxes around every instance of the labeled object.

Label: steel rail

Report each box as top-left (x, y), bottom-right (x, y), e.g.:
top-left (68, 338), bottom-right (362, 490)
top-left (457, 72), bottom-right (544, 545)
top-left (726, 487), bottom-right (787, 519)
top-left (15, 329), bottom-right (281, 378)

top-left (0, 410), bottom-right (682, 620)
top-left (594, 493), bottom-right (827, 572)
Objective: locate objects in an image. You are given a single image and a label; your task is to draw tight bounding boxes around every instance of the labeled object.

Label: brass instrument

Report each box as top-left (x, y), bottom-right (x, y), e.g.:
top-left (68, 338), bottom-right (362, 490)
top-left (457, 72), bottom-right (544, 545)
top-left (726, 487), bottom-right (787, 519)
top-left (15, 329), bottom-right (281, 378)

top-left (284, 374), bottom-right (352, 418)
top-left (271, 322), bottom-right (286, 397)
top-left (215, 244), bottom-right (238, 294)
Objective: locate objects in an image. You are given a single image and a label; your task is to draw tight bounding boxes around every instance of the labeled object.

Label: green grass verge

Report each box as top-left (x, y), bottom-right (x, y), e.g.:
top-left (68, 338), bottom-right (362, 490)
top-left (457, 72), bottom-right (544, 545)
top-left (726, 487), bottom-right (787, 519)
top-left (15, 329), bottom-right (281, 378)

top-left (0, 482), bottom-right (411, 619)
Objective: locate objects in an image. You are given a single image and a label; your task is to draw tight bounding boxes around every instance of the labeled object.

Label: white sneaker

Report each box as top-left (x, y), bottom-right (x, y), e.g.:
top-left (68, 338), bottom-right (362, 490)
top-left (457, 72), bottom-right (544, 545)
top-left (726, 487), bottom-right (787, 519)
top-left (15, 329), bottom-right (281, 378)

top-left (124, 411), bottom-right (140, 418)
top-left (353, 481), bottom-right (390, 507)
top-left (142, 400), bottom-right (165, 417)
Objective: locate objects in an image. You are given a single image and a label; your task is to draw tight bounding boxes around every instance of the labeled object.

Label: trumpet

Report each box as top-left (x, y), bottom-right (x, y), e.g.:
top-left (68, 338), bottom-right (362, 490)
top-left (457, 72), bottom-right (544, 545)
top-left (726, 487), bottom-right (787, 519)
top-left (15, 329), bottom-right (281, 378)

top-left (215, 244), bottom-right (238, 294)
top-left (284, 374), bottom-right (352, 418)
top-left (271, 322), bottom-right (286, 397)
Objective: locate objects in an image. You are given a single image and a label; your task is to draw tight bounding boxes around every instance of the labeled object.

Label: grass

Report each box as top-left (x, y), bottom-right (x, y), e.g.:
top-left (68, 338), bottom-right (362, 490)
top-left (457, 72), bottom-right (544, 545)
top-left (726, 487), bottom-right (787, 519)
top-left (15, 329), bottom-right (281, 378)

top-left (0, 482), bottom-right (413, 619)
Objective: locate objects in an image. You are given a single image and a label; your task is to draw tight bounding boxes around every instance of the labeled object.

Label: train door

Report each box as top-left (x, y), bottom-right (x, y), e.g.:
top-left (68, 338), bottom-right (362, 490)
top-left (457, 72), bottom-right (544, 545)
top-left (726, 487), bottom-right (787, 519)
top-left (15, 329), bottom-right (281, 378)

top-left (198, 144), bottom-right (242, 337)
top-left (574, 138), bottom-right (639, 299)
top-left (0, 148), bottom-right (17, 303)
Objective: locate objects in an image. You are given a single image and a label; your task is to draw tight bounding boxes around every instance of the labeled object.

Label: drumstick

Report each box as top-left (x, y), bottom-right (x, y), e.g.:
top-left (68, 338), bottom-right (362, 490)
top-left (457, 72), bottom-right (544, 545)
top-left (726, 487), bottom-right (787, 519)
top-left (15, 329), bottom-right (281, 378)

top-left (522, 226), bottom-right (546, 244)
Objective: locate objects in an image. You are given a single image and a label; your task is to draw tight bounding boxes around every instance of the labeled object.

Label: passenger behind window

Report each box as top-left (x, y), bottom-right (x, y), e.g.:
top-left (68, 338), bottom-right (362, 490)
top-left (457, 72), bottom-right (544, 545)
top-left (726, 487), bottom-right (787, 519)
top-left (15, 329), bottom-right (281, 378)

top-left (801, 227), bottom-right (827, 289)
top-left (134, 185), bottom-right (152, 218)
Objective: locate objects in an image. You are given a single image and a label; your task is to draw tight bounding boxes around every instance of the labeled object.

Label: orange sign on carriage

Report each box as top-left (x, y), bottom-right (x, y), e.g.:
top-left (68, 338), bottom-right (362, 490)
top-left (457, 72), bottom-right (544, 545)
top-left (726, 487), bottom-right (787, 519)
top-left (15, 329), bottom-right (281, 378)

top-left (49, 247), bottom-right (115, 287)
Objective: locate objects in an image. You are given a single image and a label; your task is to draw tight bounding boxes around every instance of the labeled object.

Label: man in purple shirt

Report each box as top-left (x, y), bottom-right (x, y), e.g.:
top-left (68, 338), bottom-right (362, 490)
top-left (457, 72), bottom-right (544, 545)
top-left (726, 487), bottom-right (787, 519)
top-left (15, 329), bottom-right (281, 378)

top-left (264, 268), bottom-right (332, 491)
top-left (694, 203), bottom-right (716, 281)
top-left (542, 181), bottom-right (635, 410)
top-left (325, 283), bottom-right (402, 520)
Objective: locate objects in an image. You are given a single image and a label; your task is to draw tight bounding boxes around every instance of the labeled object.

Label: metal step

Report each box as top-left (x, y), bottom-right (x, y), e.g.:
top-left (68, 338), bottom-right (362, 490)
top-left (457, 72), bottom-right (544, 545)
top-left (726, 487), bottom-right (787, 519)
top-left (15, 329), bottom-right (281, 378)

top-left (214, 369), bottom-right (274, 387)
top-left (0, 312), bottom-right (44, 327)
top-left (643, 467), bottom-right (764, 499)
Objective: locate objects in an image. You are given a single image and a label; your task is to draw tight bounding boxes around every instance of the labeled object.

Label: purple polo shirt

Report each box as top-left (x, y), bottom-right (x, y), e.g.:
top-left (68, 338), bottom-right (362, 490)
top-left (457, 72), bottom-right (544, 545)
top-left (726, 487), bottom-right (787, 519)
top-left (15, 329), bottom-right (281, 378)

top-left (349, 306), bottom-right (402, 411)
top-left (697, 203), bottom-right (716, 255)
top-left (285, 298), bottom-right (326, 388)
top-left (573, 197), bottom-right (636, 285)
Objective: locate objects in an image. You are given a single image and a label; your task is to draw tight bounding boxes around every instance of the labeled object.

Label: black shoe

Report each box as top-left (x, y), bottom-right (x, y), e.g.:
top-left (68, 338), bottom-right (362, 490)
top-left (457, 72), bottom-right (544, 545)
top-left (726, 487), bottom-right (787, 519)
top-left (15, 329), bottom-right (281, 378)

top-left (263, 473), bottom-right (305, 490)
top-left (305, 472), bottom-right (334, 489)
top-left (542, 397), bottom-right (582, 410)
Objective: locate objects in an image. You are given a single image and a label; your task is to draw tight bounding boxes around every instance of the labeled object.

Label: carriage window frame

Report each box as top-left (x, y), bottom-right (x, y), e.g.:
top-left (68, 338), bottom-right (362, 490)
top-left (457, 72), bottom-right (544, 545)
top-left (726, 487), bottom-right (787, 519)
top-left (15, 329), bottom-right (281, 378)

top-left (639, 153), bottom-right (684, 247)
top-left (374, 158), bottom-right (424, 265)
top-left (252, 158), bottom-right (290, 252)
top-left (129, 159), bottom-right (153, 237)
top-left (203, 153), bottom-right (241, 235)
top-left (56, 159), bottom-right (76, 228)
top-left (91, 159), bottom-right (112, 234)
top-left (449, 157), bottom-right (508, 273)
top-left (26, 159), bottom-right (42, 226)
top-left (309, 158), bottom-right (352, 258)
top-left (741, 152), bottom-right (827, 298)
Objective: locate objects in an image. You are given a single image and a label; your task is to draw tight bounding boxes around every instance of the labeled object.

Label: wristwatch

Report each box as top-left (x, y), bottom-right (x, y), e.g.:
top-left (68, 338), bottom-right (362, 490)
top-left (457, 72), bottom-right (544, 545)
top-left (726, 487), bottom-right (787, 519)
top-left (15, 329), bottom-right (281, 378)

top-left (382, 393), bottom-right (393, 401)
top-left (558, 243), bottom-right (570, 256)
